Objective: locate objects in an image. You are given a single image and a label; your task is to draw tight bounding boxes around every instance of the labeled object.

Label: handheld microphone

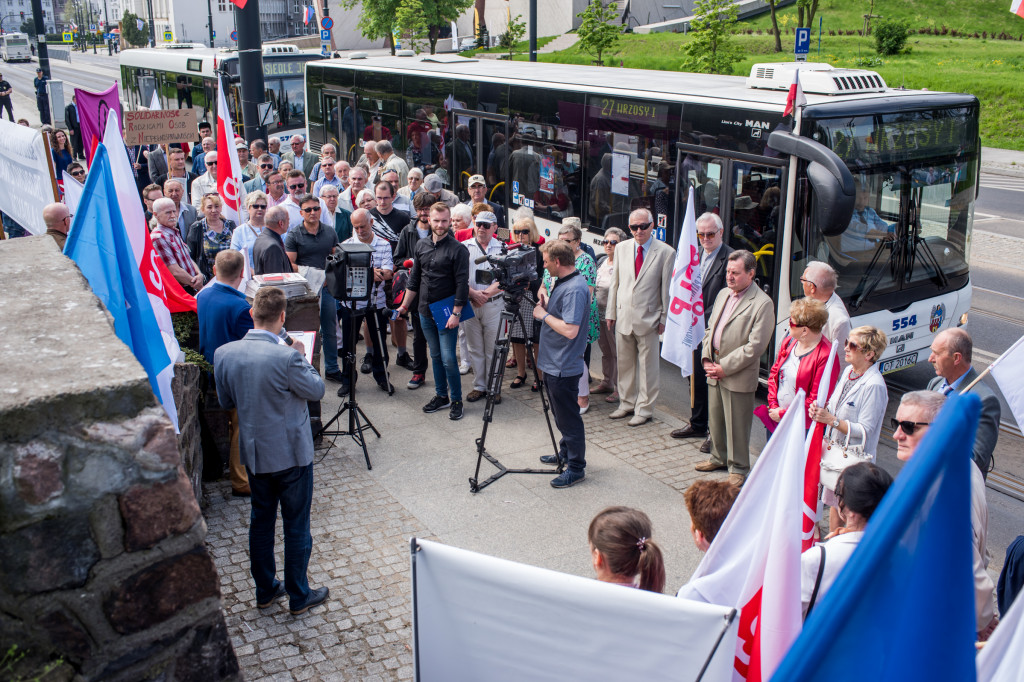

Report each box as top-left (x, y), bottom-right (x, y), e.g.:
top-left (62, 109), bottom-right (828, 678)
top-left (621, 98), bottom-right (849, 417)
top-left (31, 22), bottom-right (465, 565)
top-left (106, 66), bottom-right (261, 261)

top-left (402, 259), bottom-right (414, 269)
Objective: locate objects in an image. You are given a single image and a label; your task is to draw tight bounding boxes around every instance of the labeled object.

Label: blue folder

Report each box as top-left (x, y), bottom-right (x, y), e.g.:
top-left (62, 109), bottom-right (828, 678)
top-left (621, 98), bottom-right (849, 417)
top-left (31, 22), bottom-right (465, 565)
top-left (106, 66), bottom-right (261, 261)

top-left (427, 295), bottom-right (475, 331)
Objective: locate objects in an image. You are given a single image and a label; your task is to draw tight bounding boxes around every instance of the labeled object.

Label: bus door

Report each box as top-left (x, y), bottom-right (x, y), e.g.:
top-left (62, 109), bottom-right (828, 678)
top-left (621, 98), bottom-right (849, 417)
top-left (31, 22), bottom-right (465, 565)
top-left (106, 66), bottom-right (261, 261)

top-left (319, 90), bottom-right (360, 163)
top-left (450, 109), bottom-right (508, 209)
top-left (674, 144), bottom-right (786, 301)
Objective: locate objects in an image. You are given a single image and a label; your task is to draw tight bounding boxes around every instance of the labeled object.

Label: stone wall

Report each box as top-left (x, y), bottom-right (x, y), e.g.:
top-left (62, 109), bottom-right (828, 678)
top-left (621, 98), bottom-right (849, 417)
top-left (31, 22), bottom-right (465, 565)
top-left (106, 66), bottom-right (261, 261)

top-left (0, 237), bottom-right (240, 681)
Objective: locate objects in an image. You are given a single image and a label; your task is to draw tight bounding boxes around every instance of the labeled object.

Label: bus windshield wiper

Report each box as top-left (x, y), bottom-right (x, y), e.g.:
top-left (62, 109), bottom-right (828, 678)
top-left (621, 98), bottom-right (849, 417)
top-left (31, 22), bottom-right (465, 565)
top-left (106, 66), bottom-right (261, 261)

top-left (849, 239), bottom-right (894, 312)
top-left (911, 236), bottom-right (949, 289)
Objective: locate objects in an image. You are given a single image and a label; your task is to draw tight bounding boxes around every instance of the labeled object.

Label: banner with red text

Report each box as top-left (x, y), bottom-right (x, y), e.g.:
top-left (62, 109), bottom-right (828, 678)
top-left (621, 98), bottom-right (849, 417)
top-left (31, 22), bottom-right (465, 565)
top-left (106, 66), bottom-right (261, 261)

top-left (661, 185), bottom-right (704, 376)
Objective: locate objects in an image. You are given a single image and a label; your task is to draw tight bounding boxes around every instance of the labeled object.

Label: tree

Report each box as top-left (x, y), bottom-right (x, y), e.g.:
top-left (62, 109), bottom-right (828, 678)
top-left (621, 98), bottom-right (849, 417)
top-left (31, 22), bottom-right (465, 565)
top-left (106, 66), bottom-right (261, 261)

top-left (498, 14), bottom-right (526, 60)
top-left (797, 0), bottom-right (820, 28)
top-left (396, 0), bottom-right (430, 53)
top-left (120, 11), bottom-right (149, 48)
top-left (680, 0), bottom-right (742, 75)
top-left (19, 20), bottom-right (36, 37)
top-left (765, 0), bottom-right (782, 52)
top-left (576, 0), bottom-right (620, 66)
top-left (413, 0), bottom-right (475, 55)
top-left (341, 0), bottom-right (401, 55)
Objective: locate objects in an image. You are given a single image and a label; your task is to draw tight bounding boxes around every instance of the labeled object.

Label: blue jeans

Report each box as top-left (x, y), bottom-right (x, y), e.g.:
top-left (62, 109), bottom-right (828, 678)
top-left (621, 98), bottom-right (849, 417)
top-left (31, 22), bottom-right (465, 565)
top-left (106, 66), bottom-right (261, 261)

top-left (248, 463), bottom-right (313, 610)
top-left (420, 313), bottom-right (461, 402)
top-left (320, 287), bottom-right (339, 374)
top-left (545, 374), bottom-right (586, 473)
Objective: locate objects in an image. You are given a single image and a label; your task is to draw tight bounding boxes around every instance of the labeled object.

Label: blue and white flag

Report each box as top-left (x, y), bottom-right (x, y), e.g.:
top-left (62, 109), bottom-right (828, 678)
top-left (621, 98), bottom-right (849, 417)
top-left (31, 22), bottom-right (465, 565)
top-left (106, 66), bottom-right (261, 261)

top-left (770, 392), bottom-right (981, 682)
top-left (64, 146), bottom-right (178, 430)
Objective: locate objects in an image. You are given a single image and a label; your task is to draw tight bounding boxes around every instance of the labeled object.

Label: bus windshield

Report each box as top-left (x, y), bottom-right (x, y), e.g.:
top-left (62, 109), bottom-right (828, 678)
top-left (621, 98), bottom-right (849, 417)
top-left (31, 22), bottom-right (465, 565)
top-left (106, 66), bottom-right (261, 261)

top-left (796, 105), bottom-right (978, 315)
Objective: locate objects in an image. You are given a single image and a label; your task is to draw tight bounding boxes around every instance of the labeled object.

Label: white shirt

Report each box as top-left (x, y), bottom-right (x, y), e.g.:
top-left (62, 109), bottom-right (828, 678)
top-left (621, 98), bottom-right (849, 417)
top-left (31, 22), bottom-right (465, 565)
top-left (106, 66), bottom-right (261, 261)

top-left (824, 291), bottom-right (852, 368)
top-left (230, 222), bottom-right (265, 271)
top-left (776, 350), bottom-right (801, 410)
top-left (190, 171), bottom-right (217, 210)
top-left (800, 531), bottom-right (863, 617)
top-left (283, 196), bottom-right (304, 229)
top-left (463, 236), bottom-right (504, 294)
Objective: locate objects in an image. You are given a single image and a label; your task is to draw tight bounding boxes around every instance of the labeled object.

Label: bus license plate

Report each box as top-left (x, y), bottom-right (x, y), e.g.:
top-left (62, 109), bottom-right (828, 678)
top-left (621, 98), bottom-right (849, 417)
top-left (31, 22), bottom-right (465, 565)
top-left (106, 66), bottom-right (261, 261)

top-left (880, 352), bottom-right (918, 374)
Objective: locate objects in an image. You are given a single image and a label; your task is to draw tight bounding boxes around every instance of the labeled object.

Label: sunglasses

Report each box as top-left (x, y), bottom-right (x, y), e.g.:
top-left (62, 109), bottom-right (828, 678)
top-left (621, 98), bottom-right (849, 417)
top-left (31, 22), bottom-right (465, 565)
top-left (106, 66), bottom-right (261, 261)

top-left (891, 418), bottom-right (931, 436)
top-left (513, 229), bottom-right (531, 235)
top-left (800, 277), bottom-right (818, 287)
top-left (289, 184), bottom-right (306, 190)
top-left (789, 320), bottom-right (805, 328)
top-left (845, 340), bottom-right (861, 351)
top-left (71, 170), bottom-right (85, 177)
top-left (206, 161), bottom-right (217, 166)
top-left (629, 222), bottom-right (652, 232)
top-left (301, 206), bottom-right (321, 213)
top-left (602, 239), bottom-right (619, 246)
top-left (697, 231), bottom-right (719, 239)
top-left (260, 163), bottom-right (274, 169)
top-left (251, 204), bottom-right (267, 210)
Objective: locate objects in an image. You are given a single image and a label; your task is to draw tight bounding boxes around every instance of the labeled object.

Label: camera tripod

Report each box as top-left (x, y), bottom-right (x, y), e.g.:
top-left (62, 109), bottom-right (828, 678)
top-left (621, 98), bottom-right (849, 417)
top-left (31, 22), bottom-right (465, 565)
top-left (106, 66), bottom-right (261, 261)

top-left (469, 290), bottom-right (562, 493)
top-left (316, 303), bottom-right (383, 470)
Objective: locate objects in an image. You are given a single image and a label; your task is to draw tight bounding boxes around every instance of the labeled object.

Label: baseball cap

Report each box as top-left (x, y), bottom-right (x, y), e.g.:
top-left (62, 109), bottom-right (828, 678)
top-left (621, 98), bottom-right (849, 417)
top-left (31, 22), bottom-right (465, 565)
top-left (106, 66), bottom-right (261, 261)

top-left (468, 174), bottom-right (486, 187)
top-left (475, 211), bottom-right (497, 225)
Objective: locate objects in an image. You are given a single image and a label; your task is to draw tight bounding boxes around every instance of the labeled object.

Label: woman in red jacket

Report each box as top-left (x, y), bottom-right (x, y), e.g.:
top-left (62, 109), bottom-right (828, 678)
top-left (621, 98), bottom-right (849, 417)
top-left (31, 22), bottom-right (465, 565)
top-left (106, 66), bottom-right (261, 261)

top-left (764, 298), bottom-right (839, 431)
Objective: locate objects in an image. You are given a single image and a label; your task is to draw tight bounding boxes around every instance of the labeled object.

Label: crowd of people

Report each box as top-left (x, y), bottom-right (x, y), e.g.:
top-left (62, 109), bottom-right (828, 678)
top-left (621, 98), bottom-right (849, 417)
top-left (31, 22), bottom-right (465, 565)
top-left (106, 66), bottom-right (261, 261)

top-left (7, 116), bottom-right (1019, 633)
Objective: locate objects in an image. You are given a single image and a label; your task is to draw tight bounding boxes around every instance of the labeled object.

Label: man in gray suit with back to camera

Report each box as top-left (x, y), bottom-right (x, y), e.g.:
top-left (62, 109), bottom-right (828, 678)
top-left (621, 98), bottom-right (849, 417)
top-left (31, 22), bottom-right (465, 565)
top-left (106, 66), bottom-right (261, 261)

top-left (215, 287), bottom-right (330, 615)
top-left (927, 328), bottom-right (1000, 478)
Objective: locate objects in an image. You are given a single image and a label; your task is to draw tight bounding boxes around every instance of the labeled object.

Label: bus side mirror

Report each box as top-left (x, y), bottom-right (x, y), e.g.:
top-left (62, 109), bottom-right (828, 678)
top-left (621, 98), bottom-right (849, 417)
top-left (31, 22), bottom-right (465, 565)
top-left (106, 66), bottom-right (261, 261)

top-left (767, 130), bottom-right (855, 237)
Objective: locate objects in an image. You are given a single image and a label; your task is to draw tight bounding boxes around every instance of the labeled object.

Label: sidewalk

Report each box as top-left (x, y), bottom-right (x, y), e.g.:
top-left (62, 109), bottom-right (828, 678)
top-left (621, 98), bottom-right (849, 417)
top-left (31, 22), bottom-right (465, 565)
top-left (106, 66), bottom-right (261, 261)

top-left (205, 359), bottom-right (714, 680)
top-left (981, 147), bottom-right (1024, 178)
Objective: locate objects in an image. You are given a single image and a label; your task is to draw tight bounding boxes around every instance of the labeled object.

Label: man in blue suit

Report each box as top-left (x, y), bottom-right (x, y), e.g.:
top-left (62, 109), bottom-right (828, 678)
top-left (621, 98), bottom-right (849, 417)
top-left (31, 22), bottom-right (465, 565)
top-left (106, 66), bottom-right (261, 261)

top-left (198, 250), bottom-right (254, 496)
top-left (215, 286), bottom-right (329, 615)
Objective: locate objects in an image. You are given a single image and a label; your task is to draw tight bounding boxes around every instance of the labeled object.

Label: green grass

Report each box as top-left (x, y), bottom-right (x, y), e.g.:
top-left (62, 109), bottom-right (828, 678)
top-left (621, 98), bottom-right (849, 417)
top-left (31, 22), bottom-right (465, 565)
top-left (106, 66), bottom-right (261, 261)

top-left (459, 35), bottom-right (557, 57)
top-left (535, 28), bottom-right (1024, 150)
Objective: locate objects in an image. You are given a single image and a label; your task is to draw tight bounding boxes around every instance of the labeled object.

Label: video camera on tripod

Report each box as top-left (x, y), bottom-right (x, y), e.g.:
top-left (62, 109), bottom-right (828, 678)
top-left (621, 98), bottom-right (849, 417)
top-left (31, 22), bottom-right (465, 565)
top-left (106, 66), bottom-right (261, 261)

top-left (475, 244), bottom-right (539, 299)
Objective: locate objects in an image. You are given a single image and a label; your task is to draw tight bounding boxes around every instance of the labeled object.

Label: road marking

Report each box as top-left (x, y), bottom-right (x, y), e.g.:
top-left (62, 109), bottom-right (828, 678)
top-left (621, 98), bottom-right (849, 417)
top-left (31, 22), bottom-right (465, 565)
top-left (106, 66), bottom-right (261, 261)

top-left (972, 308), bottom-right (1024, 327)
top-left (975, 286), bottom-right (1024, 304)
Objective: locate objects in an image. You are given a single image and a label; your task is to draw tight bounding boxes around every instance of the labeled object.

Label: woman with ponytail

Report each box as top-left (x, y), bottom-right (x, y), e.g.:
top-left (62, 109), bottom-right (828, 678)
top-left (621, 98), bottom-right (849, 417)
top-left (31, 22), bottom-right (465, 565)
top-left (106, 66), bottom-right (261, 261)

top-left (587, 506), bottom-right (665, 593)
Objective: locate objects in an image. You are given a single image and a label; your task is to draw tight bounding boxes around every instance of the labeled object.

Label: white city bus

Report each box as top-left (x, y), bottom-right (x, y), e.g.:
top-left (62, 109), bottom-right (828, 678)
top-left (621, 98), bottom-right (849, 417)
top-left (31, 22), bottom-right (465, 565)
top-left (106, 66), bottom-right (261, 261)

top-left (119, 43), bottom-right (322, 141)
top-left (1, 32), bottom-right (32, 62)
top-left (305, 56), bottom-right (978, 375)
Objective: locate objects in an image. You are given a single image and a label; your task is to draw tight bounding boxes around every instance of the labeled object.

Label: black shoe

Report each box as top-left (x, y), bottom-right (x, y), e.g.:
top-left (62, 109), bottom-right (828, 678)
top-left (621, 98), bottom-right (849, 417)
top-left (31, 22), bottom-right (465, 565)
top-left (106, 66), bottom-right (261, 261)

top-left (257, 582), bottom-right (287, 609)
top-left (289, 586), bottom-right (330, 615)
top-left (377, 378), bottom-right (394, 394)
top-left (423, 395), bottom-right (450, 413)
top-left (396, 352), bottom-right (415, 371)
top-left (449, 400), bottom-right (464, 420)
top-left (550, 469), bottom-right (586, 488)
top-left (324, 370), bottom-right (345, 383)
top-left (671, 424), bottom-right (708, 439)
top-left (336, 383), bottom-right (351, 397)
top-left (539, 454), bottom-right (562, 465)
top-left (360, 354), bottom-right (372, 374)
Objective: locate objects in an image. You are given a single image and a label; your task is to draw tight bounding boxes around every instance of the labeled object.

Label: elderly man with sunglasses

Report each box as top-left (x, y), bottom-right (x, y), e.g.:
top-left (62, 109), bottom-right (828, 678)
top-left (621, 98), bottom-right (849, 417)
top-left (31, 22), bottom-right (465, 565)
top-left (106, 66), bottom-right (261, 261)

top-left (892, 390), bottom-right (998, 642)
top-left (190, 150), bottom-right (220, 211)
top-left (671, 212), bottom-right (733, 451)
top-left (284, 193), bottom-right (343, 383)
top-left (605, 208), bottom-right (675, 427)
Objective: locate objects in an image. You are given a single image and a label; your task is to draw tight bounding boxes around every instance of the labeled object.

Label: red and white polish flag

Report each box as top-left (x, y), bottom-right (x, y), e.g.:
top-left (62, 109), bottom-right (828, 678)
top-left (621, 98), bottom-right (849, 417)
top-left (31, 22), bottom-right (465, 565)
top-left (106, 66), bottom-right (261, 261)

top-left (783, 69), bottom-right (806, 118)
top-left (677, 390), bottom-right (807, 681)
top-left (1012, 0), bottom-right (1024, 19)
top-left (802, 343), bottom-right (838, 550)
top-left (215, 75), bottom-right (247, 226)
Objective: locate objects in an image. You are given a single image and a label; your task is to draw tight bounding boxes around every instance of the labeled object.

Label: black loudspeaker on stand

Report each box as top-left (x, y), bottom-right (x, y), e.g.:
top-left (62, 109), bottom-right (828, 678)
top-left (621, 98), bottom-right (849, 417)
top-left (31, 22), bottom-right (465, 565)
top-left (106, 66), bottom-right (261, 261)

top-left (469, 291), bottom-right (561, 493)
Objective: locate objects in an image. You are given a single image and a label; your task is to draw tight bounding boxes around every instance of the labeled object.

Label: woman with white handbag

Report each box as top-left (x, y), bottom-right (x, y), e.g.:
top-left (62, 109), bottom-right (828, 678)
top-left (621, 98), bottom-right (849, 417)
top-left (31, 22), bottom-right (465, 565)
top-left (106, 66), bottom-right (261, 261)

top-left (808, 326), bottom-right (889, 533)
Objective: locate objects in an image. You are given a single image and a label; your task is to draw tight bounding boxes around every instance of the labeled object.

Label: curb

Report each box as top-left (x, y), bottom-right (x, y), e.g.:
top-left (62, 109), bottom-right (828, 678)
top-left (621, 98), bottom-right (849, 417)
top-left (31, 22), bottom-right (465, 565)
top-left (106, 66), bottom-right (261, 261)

top-left (981, 163), bottom-right (1024, 179)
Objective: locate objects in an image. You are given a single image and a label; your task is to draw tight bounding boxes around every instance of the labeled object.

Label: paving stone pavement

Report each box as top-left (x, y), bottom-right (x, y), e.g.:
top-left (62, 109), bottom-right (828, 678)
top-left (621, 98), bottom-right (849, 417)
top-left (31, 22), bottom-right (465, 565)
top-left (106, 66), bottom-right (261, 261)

top-left (204, 353), bottom-right (719, 681)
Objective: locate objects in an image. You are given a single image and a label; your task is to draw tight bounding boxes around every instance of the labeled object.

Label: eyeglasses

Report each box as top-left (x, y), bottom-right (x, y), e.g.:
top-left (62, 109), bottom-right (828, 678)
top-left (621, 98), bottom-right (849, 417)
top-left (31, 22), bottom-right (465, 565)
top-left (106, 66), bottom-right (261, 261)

top-left (789, 320), bottom-right (805, 328)
top-left (206, 161), bottom-right (217, 166)
top-left (629, 222), bottom-right (652, 232)
top-left (891, 418), bottom-right (931, 436)
top-left (800, 277), bottom-right (818, 287)
top-left (251, 204), bottom-right (267, 210)
top-left (601, 239), bottom-right (619, 246)
top-left (288, 184), bottom-right (305, 190)
top-left (301, 206), bottom-right (321, 213)
top-left (513, 229), bottom-right (531, 235)
top-left (260, 163), bottom-right (274, 169)
top-left (697, 231), bottom-right (719, 239)
top-left (845, 340), bottom-right (861, 351)
top-left (71, 170), bottom-right (85, 177)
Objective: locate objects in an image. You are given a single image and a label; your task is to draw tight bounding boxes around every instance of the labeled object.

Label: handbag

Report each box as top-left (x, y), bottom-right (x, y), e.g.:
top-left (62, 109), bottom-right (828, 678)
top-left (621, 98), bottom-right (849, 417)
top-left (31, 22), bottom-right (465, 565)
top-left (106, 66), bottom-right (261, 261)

top-left (820, 421), bottom-right (872, 490)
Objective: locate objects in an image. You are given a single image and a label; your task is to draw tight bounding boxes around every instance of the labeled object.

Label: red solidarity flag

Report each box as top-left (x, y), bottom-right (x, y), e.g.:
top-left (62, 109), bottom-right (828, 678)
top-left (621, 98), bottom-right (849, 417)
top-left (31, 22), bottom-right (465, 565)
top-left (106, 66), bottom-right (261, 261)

top-left (141, 227), bottom-right (197, 313)
top-left (802, 343), bottom-right (839, 550)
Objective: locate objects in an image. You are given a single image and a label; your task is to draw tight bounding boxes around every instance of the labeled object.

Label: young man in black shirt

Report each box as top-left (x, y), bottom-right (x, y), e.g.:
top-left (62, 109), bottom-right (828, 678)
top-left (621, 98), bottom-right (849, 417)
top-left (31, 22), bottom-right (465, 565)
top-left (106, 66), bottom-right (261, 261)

top-left (396, 203), bottom-right (470, 420)
top-left (370, 179), bottom-right (409, 251)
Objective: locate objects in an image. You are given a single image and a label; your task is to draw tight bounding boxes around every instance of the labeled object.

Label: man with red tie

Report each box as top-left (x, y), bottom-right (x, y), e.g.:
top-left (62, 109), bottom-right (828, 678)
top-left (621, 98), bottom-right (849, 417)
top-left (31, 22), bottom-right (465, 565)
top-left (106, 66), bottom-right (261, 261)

top-left (605, 208), bottom-right (675, 427)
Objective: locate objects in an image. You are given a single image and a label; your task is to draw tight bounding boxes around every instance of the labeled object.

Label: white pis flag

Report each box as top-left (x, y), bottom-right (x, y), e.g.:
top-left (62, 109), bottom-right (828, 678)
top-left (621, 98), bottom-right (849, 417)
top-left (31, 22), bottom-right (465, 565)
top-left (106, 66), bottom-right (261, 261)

top-left (977, 570), bottom-right (1024, 681)
top-left (660, 185), bottom-right (704, 377)
top-left (986, 333), bottom-right (1024, 430)
top-left (101, 109), bottom-right (184, 430)
top-left (215, 74), bottom-right (247, 226)
top-left (678, 390), bottom-right (807, 681)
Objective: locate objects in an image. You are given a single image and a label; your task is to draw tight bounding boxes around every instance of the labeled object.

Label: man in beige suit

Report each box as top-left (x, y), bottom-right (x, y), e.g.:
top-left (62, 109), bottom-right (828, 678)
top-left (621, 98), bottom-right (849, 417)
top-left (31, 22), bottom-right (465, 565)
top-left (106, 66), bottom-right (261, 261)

top-left (606, 208), bottom-right (675, 426)
top-left (697, 250), bottom-right (774, 486)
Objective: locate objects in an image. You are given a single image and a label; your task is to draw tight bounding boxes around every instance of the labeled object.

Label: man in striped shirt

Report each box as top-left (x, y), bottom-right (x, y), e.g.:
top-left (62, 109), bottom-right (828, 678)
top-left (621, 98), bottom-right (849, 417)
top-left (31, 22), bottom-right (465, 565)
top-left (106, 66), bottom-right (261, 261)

top-left (151, 197), bottom-right (204, 291)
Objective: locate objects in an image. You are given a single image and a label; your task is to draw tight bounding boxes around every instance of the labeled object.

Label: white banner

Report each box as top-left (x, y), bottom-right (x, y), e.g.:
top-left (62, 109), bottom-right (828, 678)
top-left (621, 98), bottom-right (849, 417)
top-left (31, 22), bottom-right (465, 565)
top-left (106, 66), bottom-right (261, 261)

top-left (988, 334), bottom-right (1024, 431)
top-left (0, 120), bottom-right (54, 235)
top-left (412, 538), bottom-right (738, 682)
top-left (661, 185), bottom-right (704, 376)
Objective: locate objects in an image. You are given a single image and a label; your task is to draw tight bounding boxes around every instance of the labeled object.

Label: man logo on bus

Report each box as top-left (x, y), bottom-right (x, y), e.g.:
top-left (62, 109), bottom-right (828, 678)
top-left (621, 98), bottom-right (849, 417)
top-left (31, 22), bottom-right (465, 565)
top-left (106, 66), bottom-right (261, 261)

top-left (929, 303), bottom-right (945, 333)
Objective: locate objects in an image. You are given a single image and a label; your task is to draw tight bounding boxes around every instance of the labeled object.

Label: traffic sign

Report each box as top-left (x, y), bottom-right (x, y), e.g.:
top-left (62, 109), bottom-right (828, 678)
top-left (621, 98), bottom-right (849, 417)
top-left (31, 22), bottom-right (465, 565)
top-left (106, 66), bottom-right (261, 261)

top-left (163, 30), bottom-right (173, 42)
top-left (321, 16), bottom-right (334, 31)
top-left (795, 27), bottom-right (810, 54)
top-left (62, 32), bottom-right (72, 43)
top-left (89, 23), bottom-right (96, 30)
top-left (320, 29), bottom-right (331, 41)
top-left (231, 30), bottom-right (238, 41)
top-left (321, 45), bottom-right (329, 58)
top-left (212, 30), bottom-right (216, 38)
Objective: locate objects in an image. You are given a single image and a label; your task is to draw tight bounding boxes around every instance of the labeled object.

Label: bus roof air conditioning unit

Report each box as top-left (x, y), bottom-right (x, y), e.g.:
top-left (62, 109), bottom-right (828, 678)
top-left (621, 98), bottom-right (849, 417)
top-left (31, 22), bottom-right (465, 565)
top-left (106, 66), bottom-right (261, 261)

top-left (748, 62), bottom-right (887, 95)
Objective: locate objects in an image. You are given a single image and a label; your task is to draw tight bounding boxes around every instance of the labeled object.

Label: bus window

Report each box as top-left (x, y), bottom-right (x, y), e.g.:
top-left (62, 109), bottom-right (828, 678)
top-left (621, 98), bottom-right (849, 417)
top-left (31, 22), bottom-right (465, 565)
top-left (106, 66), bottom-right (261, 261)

top-left (175, 75), bottom-right (193, 109)
top-left (506, 121), bottom-right (580, 224)
top-left (583, 94), bottom-right (680, 234)
top-left (728, 164), bottom-right (784, 298)
top-left (280, 78), bottom-right (305, 129)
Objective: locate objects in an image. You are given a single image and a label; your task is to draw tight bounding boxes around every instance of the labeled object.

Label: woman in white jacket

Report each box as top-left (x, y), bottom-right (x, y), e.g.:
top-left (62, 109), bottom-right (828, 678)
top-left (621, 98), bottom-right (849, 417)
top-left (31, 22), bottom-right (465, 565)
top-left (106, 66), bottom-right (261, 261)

top-left (809, 325), bottom-right (889, 532)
